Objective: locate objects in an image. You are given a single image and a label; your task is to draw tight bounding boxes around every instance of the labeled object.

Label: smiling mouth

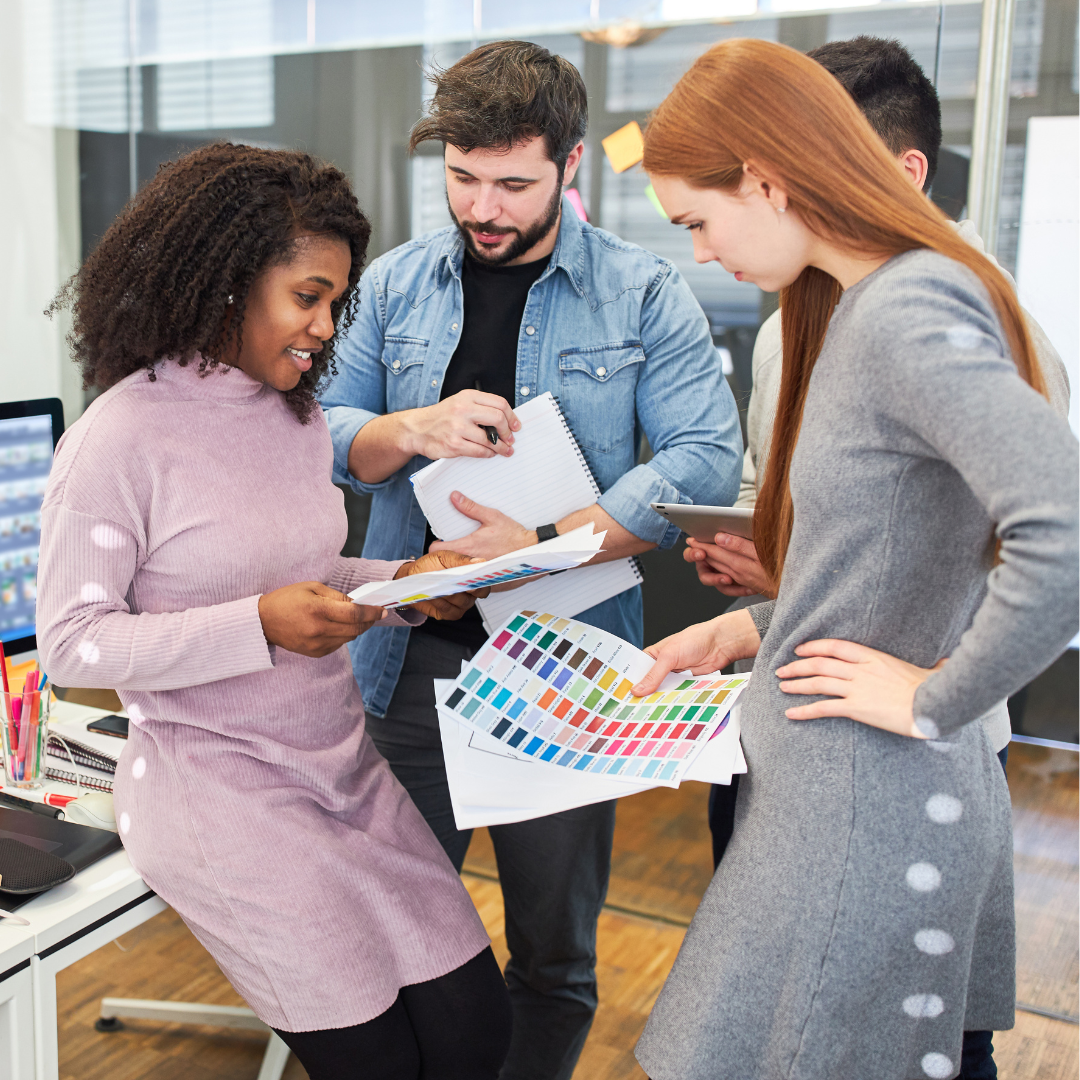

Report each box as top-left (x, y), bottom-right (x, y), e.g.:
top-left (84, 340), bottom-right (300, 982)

top-left (286, 347), bottom-right (316, 371)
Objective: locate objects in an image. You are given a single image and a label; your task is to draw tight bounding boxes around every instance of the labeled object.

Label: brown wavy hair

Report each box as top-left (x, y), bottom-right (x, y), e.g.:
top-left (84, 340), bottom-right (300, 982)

top-left (49, 142), bottom-right (371, 422)
top-left (643, 38), bottom-right (1045, 589)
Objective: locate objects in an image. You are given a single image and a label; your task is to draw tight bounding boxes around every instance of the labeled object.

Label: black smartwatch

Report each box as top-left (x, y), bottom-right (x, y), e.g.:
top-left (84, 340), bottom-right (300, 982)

top-left (535, 523), bottom-right (559, 543)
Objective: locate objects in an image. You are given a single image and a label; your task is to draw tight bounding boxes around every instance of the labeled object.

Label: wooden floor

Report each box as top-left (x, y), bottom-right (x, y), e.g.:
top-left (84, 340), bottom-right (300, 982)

top-left (54, 743), bottom-right (1077, 1080)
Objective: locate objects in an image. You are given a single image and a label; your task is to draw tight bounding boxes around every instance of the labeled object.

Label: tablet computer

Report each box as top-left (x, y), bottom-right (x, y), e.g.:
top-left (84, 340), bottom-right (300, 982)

top-left (650, 503), bottom-right (754, 542)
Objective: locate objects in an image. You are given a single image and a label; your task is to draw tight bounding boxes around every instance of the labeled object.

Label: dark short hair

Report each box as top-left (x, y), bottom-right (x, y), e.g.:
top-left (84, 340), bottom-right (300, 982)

top-left (807, 36), bottom-right (942, 188)
top-left (49, 143), bottom-right (370, 423)
top-left (410, 40), bottom-right (588, 169)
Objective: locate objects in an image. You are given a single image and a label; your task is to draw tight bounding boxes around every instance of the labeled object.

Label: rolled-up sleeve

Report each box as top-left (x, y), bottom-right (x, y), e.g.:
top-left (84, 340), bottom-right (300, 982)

top-left (597, 263), bottom-right (743, 548)
top-left (322, 267), bottom-right (396, 493)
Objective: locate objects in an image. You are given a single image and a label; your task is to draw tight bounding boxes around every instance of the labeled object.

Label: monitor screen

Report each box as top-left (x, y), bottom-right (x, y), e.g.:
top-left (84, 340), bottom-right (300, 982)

top-left (0, 401), bottom-right (63, 656)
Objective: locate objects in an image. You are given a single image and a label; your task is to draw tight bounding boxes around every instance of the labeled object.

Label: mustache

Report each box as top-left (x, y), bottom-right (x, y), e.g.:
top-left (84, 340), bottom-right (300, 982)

top-left (461, 220), bottom-right (519, 236)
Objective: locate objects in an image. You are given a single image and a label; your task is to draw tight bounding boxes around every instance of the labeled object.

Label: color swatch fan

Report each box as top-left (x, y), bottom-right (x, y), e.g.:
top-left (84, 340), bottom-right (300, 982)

top-left (435, 610), bottom-right (749, 790)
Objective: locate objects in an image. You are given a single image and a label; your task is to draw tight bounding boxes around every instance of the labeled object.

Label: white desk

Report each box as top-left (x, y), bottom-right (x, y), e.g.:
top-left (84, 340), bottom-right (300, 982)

top-left (0, 700), bottom-right (167, 1080)
top-left (0, 701), bottom-right (287, 1080)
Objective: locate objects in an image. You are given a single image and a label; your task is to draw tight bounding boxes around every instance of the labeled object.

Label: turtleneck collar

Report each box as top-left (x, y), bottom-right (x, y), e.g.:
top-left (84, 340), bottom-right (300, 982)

top-left (155, 356), bottom-right (269, 402)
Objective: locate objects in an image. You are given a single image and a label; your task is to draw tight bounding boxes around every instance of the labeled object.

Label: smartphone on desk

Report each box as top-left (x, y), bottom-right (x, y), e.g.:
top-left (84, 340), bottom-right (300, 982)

top-left (85, 714), bottom-right (129, 739)
top-left (650, 503), bottom-right (755, 543)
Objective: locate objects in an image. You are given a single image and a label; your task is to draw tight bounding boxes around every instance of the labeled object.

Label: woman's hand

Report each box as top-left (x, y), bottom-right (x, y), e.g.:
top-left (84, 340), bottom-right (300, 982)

top-left (632, 608), bottom-right (761, 697)
top-left (258, 582), bottom-right (387, 658)
top-left (683, 533), bottom-right (773, 597)
top-left (394, 551), bottom-right (490, 621)
top-left (777, 639), bottom-right (946, 738)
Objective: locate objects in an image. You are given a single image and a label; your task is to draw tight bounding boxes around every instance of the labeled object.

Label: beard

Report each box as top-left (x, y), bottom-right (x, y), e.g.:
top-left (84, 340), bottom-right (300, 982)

top-left (449, 178), bottom-right (565, 266)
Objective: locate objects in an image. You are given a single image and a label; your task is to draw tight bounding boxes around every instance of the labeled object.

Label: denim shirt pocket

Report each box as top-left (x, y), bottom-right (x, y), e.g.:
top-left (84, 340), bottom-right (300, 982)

top-left (381, 336), bottom-right (429, 412)
top-left (557, 341), bottom-right (645, 454)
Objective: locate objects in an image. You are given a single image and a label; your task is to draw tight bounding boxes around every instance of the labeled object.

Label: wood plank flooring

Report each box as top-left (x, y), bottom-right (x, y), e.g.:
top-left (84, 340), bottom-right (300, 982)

top-left (52, 740), bottom-right (1076, 1080)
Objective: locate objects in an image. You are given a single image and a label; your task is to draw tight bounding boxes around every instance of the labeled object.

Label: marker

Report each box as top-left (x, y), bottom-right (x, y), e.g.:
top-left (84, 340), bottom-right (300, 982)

top-left (44, 793), bottom-right (77, 809)
top-left (474, 380), bottom-right (499, 446)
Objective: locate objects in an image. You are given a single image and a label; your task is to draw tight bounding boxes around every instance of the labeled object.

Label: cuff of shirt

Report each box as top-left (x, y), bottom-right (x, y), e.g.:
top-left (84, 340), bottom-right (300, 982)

top-left (597, 463), bottom-right (689, 549)
top-left (323, 404), bottom-right (398, 493)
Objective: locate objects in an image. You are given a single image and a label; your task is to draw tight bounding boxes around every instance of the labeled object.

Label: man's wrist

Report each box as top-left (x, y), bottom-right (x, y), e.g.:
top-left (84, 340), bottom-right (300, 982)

top-left (535, 523), bottom-right (559, 544)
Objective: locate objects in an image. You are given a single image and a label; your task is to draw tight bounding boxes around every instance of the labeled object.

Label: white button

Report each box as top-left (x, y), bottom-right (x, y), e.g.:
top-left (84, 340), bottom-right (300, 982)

top-left (451, 322), bottom-right (459, 331)
top-left (596, 366), bottom-right (607, 377)
top-left (431, 379), bottom-right (437, 387)
top-left (520, 386), bottom-right (530, 396)
top-left (525, 325), bottom-right (536, 336)
top-left (392, 360), bottom-right (400, 370)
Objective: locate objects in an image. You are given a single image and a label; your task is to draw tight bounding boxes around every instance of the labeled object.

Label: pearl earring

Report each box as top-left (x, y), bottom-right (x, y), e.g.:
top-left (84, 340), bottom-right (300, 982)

top-left (777, 206), bottom-right (786, 214)
top-left (226, 295), bottom-right (234, 304)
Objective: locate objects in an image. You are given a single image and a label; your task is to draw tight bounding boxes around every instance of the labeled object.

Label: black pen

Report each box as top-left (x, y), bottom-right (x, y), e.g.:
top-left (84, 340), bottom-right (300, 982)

top-left (474, 380), bottom-right (500, 446)
top-left (0, 791), bottom-right (64, 819)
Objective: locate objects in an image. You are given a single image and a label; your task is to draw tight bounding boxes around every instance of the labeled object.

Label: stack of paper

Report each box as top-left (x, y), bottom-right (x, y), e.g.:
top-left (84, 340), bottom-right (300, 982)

top-left (434, 610), bottom-right (749, 828)
top-left (348, 524), bottom-right (605, 609)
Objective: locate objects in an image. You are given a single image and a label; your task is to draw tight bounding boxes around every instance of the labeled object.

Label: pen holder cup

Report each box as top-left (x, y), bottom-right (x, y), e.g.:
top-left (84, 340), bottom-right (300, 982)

top-left (2, 691), bottom-right (50, 789)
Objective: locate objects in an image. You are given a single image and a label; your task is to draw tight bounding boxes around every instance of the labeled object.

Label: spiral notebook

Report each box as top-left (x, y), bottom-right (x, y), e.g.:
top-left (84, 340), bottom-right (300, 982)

top-left (409, 392), bottom-right (642, 632)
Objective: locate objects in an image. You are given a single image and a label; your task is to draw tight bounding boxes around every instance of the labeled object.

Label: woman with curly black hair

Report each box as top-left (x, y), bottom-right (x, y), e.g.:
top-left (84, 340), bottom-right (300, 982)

top-left (36, 143), bottom-right (511, 1079)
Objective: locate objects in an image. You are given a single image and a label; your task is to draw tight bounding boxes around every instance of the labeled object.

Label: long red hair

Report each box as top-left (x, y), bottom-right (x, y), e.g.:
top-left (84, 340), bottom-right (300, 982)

top-left (643, 38), bottom-right (1044, 589)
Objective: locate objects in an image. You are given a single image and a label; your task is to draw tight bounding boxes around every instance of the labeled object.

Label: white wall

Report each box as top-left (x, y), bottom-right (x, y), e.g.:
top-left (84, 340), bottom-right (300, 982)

top-left (0, 0), bottom-right (83, 427)
top-left (1015, 115), bottom-right (1080, 436)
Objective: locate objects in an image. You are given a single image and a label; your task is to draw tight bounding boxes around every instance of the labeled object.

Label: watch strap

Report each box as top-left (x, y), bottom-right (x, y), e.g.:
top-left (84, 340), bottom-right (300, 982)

top-left (535, 523), bottom-right (559, 544)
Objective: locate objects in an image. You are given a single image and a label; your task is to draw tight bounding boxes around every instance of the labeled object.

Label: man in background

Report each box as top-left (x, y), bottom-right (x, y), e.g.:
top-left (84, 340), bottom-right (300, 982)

top-left (323, 41), bottom-right (742, 1080)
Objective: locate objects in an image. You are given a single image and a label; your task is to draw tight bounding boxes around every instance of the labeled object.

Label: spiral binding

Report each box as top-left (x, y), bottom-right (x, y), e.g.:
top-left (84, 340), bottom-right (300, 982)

top-left (550, 396), bottom-right (602, 500)
top-left (551, 396), bottom-right (644, 584)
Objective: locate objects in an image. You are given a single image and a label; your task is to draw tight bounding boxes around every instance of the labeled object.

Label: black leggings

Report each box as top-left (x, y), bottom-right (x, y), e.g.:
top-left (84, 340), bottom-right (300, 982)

top-left (272, 947), bottom-right (511, 1080)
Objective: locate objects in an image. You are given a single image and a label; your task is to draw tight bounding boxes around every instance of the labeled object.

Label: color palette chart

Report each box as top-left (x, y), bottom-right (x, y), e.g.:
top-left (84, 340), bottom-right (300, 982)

top-left (435, 611), bottom-right (750, 787)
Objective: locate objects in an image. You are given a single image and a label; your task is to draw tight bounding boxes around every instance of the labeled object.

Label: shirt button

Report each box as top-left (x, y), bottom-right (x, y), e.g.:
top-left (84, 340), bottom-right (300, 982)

top-left (596, 366), bottom-right (607, 377)
top-left (520, 386), bottom-right (531, 396)
top-left (451, 322), bottom-right (459, 331)
top-left (392, 360), bottom-right (401, 370)
top-left (431, 379), bottom-right (437, 387)
top-left (525, 325), bottom-right (536, 336)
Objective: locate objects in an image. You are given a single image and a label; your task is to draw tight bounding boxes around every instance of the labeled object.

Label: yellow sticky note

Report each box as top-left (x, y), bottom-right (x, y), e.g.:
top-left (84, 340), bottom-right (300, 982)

top-left (601, 121), bottom-right (645, 174)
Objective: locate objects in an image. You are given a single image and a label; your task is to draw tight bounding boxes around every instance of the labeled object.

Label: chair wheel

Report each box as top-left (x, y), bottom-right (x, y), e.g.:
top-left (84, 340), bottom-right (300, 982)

top-left (95, 1016), bottom-right (124, 1032)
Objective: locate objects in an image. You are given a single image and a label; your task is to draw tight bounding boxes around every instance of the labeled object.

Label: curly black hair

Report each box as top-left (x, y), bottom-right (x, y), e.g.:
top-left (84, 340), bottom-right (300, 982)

top-left (49, 142), bottom-right (371, 422)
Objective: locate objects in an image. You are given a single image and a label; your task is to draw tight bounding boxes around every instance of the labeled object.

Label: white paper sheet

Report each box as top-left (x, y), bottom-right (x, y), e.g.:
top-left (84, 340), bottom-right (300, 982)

top-left (348, 524), bottom-right (604, 608)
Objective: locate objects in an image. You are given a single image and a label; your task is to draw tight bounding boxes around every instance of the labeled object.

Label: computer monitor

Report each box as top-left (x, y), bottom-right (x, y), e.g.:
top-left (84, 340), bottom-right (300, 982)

top-left (0, 398), bottom-right (65, 663)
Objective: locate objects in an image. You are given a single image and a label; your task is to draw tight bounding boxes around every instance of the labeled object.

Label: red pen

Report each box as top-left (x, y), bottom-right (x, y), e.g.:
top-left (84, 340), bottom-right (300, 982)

top-left (44, 793), bottom-right (77, 808)
top-left (0, 640), bottom-right (9, 696)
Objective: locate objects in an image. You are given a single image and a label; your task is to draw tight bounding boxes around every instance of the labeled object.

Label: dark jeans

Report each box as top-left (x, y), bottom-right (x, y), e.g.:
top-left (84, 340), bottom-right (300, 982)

top-left (707, 747), bottom-right (1011, 1080)
top-left (273, 946), bottom-right (511, 1080)
top-left (367, 631), bottom-right (617, 1080)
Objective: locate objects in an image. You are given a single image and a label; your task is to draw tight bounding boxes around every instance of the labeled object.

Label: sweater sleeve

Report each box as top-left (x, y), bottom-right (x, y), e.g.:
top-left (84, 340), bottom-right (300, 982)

top-left (867, 263), bottom-right (1079, 735)
top-left (747, 600), bottom-right (775, 641)
top-left (37, 505), bottom-right (275, 692)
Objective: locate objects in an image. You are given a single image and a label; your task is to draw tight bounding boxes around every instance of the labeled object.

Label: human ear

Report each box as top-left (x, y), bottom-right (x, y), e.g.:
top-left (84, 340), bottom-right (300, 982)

top-left (562, 142), bottom-right (585, 188)
top-left (896, 148), bottom-right (929, 191)
top-left (743, 161), bottom-right (789, 213)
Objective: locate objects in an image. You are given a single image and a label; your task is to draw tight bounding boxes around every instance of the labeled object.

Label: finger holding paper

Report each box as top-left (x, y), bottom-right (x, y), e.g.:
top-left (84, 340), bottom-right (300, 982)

top-left (395, 550), bottom-right (491, 620)
top-left (428, 491), bottom-right (537, 560)
top-left (259, 582), bottom-right (388, 658)
top-left (632, 607), bottom-right (761, 697)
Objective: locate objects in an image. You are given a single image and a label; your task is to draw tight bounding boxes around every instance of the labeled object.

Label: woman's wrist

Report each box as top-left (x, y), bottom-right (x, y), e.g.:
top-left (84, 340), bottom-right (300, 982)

top-left (714, 608), bottom-right (761, 664)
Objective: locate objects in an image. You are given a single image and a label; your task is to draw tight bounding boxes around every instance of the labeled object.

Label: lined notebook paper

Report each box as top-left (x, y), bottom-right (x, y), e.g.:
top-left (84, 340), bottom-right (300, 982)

top-left (409, 393), bottom-right (641, 625)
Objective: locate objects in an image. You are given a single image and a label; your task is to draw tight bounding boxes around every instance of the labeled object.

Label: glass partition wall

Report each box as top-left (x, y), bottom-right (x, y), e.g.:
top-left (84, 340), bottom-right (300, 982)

top-left (29, 0), bottom-right (1076, 427)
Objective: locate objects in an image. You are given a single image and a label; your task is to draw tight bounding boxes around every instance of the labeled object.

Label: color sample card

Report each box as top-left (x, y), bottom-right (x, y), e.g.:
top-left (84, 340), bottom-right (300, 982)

top-left (436, 611), bottom-right (750, 786)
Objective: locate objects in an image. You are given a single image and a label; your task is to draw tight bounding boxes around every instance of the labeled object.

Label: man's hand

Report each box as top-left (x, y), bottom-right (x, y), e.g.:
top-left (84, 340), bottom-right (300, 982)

top-left (429, 491), bottom-right (537, 561)
top-left (777, 640), bottom-right (946, 738)
top-left (394, 550), bottom-right (490, 620)
top-left (684, 532), bottom-right (773, 597)
top-left (258, 582), bottom-right (387, 658)
top-left (403, 390), bottom-right (520, 461)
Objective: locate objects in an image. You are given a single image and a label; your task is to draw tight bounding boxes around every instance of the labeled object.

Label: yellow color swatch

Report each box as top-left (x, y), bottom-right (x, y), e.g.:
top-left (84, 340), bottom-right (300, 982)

top-left (602, 121), bottom-right (645, 173)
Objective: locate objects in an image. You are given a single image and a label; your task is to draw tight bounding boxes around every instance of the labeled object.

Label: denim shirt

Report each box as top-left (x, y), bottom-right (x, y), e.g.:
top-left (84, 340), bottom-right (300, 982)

top-left (323, 199), bottom-right (742, 717)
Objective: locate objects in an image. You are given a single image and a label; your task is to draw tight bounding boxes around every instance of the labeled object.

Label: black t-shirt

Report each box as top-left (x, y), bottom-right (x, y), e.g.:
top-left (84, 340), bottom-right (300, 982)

top-left (415, 252), bottom-right (551, 650)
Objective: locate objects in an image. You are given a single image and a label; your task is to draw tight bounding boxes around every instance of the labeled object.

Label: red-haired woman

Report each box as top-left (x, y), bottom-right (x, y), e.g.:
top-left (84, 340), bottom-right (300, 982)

top-left (630, 39), bottom-right (1078, 1080)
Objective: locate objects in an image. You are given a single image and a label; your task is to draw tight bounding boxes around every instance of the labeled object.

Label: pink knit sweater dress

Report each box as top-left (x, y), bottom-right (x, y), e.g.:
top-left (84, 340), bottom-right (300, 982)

top-left (37, 360), bottom-right (490, 1032)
